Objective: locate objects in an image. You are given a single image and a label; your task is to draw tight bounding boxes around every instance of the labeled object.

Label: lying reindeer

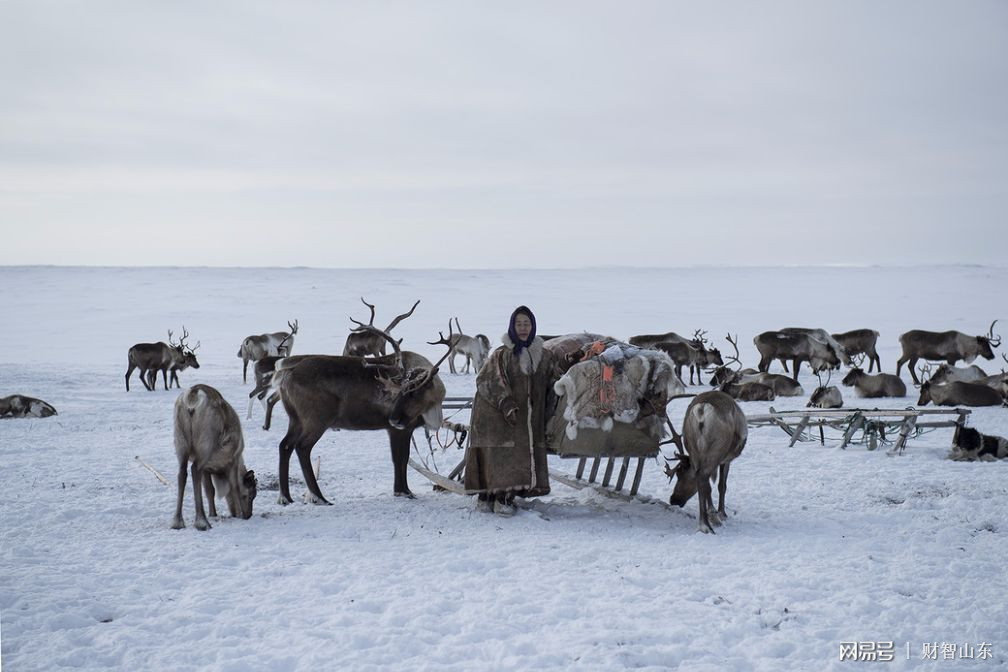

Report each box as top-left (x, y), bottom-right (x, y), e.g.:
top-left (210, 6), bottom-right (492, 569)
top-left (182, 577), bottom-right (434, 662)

top-left (916, 363), bottom-right (1005, 407)
top-left (808, 370), bottom-right (843, 408)
top-left (666, 390), bottom-right (748, 534)
top-left (841, 356), bottom-right (907, 398)
top-left (171, 385), bottom-right (257, 531)
top-left (0, 395), bottom-right (57, 418)
top-left (950, 424), bottom-right (1008, 460)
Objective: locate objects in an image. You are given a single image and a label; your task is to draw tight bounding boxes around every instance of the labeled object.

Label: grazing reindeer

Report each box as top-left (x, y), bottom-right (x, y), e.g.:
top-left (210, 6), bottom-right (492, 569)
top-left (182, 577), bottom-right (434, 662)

top-left (915, 364), bottom-right (1005, 407)
top-left (171, 385), bottom-right (257, 531)
top-left (0, 395), bottom-right (57, 418)
top-left (126, 328), bottom-right (200, 392)
top-left (342, 298), bottom-right (420, 357)
top-left (273, 321), bottom-right (453, 505)
top-left (896, 320), bottom-right (1001, 385)
top-left (238, 320), bottom-right (298, 383)
top-left (754, 330), bottom-right (841, 380)
top-left (666, 390), bottom-right (748, 534)
top-left (841, 356), bottom-right (907, 398)
top-left (439, 318), bottom-right (490, 374)
top-left (832, 329), bottom-right (881, 372)
top-left (808, 369), bottom-right (843, 408)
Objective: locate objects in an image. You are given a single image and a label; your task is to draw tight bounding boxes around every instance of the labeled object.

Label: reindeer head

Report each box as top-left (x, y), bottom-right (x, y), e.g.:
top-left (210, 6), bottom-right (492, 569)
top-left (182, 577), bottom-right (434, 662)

top-left (225, 469), bottom-right (257, 519)
top-left (170, 327), bottom-right (201, 369)
top-left (915, 363), bottom-right (934, 406)
top-left (356, 319), bottom-right (453, 430)
top-left (665, 450), bottom-right (698, 507)
top-left (976, 319), bottom-right (1001, 359)
top-left (841, 367), bottom-right (863, 387)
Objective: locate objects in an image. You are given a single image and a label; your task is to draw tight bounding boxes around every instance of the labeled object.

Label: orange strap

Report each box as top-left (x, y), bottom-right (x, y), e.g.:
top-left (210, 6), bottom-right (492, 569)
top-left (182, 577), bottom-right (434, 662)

top-left (599, 363), bottom-right (616, 413)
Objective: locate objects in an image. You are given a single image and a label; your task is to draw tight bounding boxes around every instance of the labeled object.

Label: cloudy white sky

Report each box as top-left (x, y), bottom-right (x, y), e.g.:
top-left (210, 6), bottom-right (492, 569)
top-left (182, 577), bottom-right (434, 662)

top-left (1, 1), bottom-right (1006, 268)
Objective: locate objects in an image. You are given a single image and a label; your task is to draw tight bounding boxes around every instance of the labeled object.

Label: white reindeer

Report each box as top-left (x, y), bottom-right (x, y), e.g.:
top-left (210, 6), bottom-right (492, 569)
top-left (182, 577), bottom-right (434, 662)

top-left (171, 385), bottom-right (256, 531)
top-left (237, 320), bottom-right (297, 383)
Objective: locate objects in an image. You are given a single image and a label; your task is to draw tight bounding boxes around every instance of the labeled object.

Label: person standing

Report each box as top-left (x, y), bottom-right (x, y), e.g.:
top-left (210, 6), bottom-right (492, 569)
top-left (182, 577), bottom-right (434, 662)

top-left (464, 305), bottom-right (556, 515)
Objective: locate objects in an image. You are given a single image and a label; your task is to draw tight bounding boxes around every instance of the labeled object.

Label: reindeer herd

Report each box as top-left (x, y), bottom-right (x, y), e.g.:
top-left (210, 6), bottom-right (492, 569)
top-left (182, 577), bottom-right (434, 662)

top-left (8, 301), bottom-right (997, 532)
top-left (622, 321), bottom-right (1007, 410)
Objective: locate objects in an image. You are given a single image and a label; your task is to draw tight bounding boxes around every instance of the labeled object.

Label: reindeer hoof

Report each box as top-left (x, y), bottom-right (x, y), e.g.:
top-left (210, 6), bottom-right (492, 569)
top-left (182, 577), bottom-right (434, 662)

top-left (194, 518), bottom-right (211, 531)
top-left (394, 490), bottom-right (416, 499)
top-left (277, 495), bottom-right (293, 506)
top-left (302, 492), bottom-right (331, 505)
top-left (170, 518), bottom-right (185, 530)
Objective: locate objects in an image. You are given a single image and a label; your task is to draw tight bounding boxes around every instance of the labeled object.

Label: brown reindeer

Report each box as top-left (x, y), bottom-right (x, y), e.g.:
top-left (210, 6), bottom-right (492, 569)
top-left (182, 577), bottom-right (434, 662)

top-left (916, 364), bottom-right (1005, 407)
top-left (126, 328), bottom-right (200, 391)
top-left (342, 298), bottom-right (420, 357)
top-left (171, 385), bottom-right (256, 531)
top-left (666, 390), bottom-right (748, 533)
top-left (273, 321), bottom-right (453, 505)
top-left (896, 320), bottom-right (1000, 384)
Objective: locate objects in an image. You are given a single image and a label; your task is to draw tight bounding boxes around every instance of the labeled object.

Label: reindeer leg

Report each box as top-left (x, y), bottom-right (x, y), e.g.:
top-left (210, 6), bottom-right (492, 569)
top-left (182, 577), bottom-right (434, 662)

top-left (907, 357), bottom-right (920, 385)
top-left (203, 476), bottom-right (217, 518)
top-left (696, 475), bottom-right (714, 534)
top-left (170, 369), bottom-right (180, 388)
top-left (243, 358), bottom-right (249, 384)
top-left (162, 368), bottom-right (170, 391)
top-left (716, 462), bottom-right (730, 520)
top-left (171, 459), bottom-right (188, 529)
top-left (791, 359), bottom-right (801, 382)
top-left (872, 352), bottom-right (881, 373)
top-left (126, 364), bottom-right (136, 391)
top-left (896, 355), bottom-right (908, 378)
top-left (277, 434), bottom-right (296, 505)
top-left (138, 368), bottom-right (152, 391)
top-left (264, 392), bottom-right (280, 431)
top-left (295, 441), bottom-right (331, 505)
top-left (191, 463), bottom-right (211, 531)
top-left (389, 428), bottom-right (415, 498)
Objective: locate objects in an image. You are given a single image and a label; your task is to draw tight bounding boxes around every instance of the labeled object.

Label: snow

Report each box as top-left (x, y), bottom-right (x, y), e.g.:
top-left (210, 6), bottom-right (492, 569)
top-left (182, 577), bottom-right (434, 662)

top-left (1, 265), bottom-right (1006, 671)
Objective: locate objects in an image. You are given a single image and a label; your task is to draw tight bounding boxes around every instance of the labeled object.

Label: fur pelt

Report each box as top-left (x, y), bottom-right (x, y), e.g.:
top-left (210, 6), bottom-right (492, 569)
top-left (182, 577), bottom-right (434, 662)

top-left (552, 345), bottom-right (684, 440)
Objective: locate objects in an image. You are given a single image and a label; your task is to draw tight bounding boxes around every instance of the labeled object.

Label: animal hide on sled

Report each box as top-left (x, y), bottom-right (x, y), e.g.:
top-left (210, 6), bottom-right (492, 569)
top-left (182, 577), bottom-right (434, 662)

top-left (552, 343), bottom-right (684, 440)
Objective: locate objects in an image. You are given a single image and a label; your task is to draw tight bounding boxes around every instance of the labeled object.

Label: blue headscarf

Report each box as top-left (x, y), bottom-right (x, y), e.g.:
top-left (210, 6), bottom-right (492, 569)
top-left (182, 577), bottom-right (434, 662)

top-left (508, 305), bottom-right (537, 355)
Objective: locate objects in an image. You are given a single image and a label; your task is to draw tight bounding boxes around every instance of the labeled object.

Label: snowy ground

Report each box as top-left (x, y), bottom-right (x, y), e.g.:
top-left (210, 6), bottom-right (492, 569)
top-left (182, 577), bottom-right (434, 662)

top-left (1, 265), bottom-right (1006, 671)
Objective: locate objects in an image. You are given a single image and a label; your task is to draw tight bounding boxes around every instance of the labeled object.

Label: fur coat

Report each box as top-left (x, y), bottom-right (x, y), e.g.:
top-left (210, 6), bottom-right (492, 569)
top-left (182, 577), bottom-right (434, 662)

top-left (463, 334), bottom-right (557, 497)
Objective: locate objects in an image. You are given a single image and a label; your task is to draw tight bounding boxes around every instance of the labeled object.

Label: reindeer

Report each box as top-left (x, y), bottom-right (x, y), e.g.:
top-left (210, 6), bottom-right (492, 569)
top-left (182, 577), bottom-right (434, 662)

top-left (754, 330), bottom-right (841, 380)
top-left (171, 385), bottom-right (257, 531)
top-left (915, 364), bottom-right (1005, 407)
top-left (126, 328), bottom-right (200, 391)
top-left (896, 320), bottom-right (1001, 385)
top-left (808, 369), bottom-right (843, 408)
top-left (832, 329), bottom-right (881, 372)
top-left (665, 390), bottom-right (748, 534)
top-left (238, 320), bottom-right (298, 383)
top-left (0, 395), bottom-right (57, 418)
top-left (342, 298), bottom-right (420, 358)
top-left (629, 330), bottom-right (722, 385)
top-left (714, 334), bottom-right (789, 400)
top-left (438, 318), bottom-right (490, 374)
top-left (273, 320), bottom-right (453, 505)
top-left (841, 355), bottom-right (907, 398)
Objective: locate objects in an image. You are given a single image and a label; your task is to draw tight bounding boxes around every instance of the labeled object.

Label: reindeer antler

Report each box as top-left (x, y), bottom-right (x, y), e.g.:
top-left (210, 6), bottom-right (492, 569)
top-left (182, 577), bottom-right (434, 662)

top-left (915, 362), bottom-right (933, 388)
top-left (850, 353), bottom-right (866, 369)
top-left (988, 319), bottom-right (1001, 348)
top-left (385, 299), bottom-right (421, 333)
top-left (359, 298), bottom-right (376, 326)
top-left (288, 319), bottom-right (298, 334)
top-left (351, 319), bottom-right (403, 369)
top-left (692, 329), bottom-right (709, 346)
top-left (167, 329), bottom-right (177, 347)
top-left (724, 333), bottom-right (742, 371)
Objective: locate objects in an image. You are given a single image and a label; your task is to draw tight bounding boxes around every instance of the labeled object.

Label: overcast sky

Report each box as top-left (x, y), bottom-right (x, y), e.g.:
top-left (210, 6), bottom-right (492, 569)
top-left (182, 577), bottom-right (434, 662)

top-left (1, 1), bottom-right (1006, 268)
